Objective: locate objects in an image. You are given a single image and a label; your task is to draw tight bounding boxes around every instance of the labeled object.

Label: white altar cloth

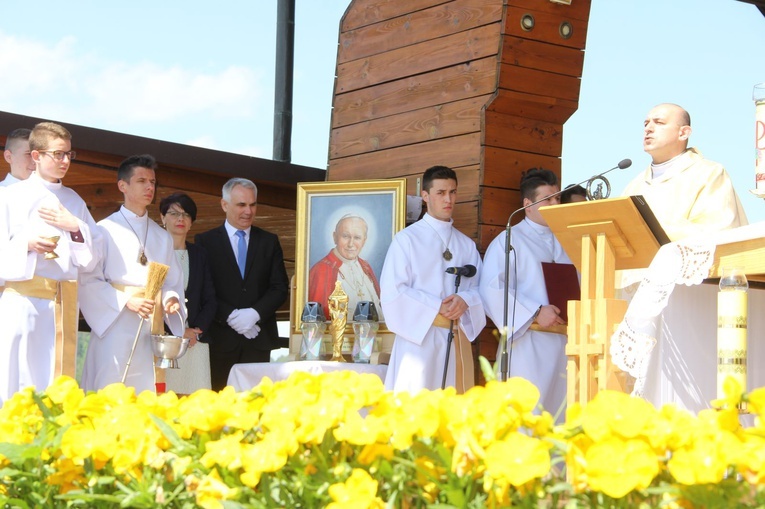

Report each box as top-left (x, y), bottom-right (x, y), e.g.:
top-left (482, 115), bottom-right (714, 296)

top-left (227, 361), bottom-right (388, 392)
top-left (611, 222), bottom-right (765, 414)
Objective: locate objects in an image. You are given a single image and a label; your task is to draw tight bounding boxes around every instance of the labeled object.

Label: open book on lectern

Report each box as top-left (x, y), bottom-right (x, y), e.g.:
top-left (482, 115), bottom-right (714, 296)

top-left (539, 195), bottom-right (670, 272)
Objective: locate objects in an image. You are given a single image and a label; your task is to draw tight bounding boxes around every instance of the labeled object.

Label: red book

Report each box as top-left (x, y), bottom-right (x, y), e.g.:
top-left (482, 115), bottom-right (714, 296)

top-left (541, 262), bottom-right (580, 323)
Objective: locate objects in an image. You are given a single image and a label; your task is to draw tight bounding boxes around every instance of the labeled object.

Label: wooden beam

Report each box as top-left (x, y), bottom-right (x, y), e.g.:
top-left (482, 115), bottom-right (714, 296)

top-left (330, 95), bottom-right (488, 159)
top-left (483, 111), bottom-right (562, 156)
top-left (342, 0), bottom-right (450, 31)
top-left (330, 133), bottom-right (482, 179)
top-left (338, 23), bottom-right (501, 93)
top-left (332, 56), bottom-right (498, 128)
top-left (501, 35), bottom-right (585, 77)
top-left (485, 89), bottom-right (578, 124)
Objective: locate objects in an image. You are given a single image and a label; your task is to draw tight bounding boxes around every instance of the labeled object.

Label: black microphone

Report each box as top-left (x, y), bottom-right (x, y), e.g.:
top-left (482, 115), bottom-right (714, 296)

top-left (445, 264), bottom-right (477, 278)
top-left (498, 158), bottom-right (632, 381)
top-left (504, 158), bottom-right (632, 229)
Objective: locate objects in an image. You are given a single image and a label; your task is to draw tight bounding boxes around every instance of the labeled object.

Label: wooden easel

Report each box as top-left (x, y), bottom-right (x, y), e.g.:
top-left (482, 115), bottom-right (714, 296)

top-left (540, 197), bottom-right (667, 406)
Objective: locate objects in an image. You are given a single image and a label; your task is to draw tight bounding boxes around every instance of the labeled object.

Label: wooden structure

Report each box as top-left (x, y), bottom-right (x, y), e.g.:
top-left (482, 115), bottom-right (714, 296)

top-left (327, 0), bottom-right (592, 373)
top-left (541, 197), bottom-right (666, 404)
top-left (0, 111), bottom-right (326, 322)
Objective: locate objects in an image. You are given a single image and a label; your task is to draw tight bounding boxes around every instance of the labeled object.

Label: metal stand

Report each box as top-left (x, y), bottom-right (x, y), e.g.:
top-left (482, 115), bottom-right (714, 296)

top-left (441, 273), bottom-right (463, 389)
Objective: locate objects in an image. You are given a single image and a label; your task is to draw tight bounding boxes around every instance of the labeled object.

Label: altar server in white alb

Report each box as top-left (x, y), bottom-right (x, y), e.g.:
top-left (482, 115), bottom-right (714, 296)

top-left (1, 128), bottom-right (36, 187)
top-left (380, 165), bottom-right (485, 394)
top-left (80, 154), bottom-right (185, 394)
top-left (479, 168), bottom-right (570, 418)
top-left (0, 122), bottom-right (100, 405)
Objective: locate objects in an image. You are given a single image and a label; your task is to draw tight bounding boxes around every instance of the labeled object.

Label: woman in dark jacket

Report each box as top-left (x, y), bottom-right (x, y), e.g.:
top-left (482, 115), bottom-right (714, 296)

top-left (160, 192), bottom-right (217, 393)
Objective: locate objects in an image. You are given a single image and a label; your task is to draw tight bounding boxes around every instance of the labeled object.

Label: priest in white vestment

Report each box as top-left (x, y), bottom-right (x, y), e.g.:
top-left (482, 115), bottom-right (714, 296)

top-left (81, 155), bottom-right (184, 394)
top-left (623, 103), bottom-right (747, 242)
top-left (0, 123), bottom-right (99, 405)
top-left (480, 168), bottom-right (571, 418)
top-left (616, 103), bottom-right (749, 413)
top-left (381, 166), bottom-right (485, 394)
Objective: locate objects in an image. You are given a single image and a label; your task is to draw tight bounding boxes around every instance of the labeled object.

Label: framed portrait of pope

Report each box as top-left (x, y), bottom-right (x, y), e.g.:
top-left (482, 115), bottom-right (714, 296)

top-left (293, 179), bottom-right (407, 334)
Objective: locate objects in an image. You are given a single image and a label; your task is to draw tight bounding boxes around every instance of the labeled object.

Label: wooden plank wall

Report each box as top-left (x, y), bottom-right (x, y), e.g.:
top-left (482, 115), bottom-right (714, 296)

top-left (329, 0), bottom-right (504, 234)
top-left (329, 0), bottom-right (593, 380)
top-left (479, 0), bottom-right (592, 367)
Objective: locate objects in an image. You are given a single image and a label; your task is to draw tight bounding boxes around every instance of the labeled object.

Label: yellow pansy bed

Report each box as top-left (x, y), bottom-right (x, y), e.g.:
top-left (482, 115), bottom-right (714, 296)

top-left (1, 367), bottom-right (765, 508)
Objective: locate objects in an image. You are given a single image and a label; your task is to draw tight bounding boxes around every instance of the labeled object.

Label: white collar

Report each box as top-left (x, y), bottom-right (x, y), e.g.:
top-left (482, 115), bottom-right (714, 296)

top-left (224, 221), bottom-right (251, 238)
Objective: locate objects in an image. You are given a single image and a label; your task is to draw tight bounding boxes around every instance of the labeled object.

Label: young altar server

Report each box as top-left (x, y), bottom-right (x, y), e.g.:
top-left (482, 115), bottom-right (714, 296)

top-left (479, 168), bottom-right (570, 418)
top-left (80, 154), bottom-right (185, 393)
top-left (380, 165), bottom-right (485, 394)
top-left (0, 122), bottom-right (100, 405)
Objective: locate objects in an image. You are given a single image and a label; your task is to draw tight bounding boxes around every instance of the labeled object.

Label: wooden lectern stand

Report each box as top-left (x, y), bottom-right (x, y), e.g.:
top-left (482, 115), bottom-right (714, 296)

top-left (539, 196), bottom-right (669, 406)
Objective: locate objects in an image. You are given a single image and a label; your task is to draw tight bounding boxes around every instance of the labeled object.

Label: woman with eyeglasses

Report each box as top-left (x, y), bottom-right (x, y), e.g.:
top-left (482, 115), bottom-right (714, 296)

top-left (159, 192), bottom-right (217, 394)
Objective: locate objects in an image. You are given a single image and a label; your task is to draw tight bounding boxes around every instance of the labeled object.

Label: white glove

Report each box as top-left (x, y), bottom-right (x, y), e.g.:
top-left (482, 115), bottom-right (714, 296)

top-left (243, 324), bottom-right (261, 340)
top-left (227, 308), bottom-right (260, 335)
top-left (227, 309), bottom-right (241, 327)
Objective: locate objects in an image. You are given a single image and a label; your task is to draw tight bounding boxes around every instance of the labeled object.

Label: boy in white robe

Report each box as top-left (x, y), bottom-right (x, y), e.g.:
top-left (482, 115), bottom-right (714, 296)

top-left (1, 128), bottom-right (36, 187)
top-left (380, 165), bottom-right (485, 394)
top-left (480, 168), bottom-right (570, 418)
top-left (80, 154), bottom-right (185, 394)
top-left (0, 122), bottom-right (100, 405)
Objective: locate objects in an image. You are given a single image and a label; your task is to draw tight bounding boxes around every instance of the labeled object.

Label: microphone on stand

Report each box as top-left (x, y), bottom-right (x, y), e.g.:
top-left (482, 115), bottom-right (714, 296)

top-left (446, 265), bottom-right (477, 277)
top-left (498, 159), bottom-right (632, 381)
top-left (440, 264), bottom-right (477, 389)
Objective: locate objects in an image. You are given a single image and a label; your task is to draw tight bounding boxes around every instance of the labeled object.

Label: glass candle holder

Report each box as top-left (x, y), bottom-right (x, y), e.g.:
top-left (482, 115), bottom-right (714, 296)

top-left (351, 301), bottom-right (379, 363)
top-left (300, 302), bottom-right (326, 361)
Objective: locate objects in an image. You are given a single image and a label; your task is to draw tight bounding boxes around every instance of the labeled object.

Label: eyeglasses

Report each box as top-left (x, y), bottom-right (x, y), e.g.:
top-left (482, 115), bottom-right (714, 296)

top-left (40, 150), bottom-right (77, 162)
top-left (166, 210), bottom-right (192, 220)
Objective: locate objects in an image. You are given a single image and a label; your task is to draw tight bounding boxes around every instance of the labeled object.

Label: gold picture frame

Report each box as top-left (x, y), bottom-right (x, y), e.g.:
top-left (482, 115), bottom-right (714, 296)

top-left (293, 179), bottom-right (407, 335)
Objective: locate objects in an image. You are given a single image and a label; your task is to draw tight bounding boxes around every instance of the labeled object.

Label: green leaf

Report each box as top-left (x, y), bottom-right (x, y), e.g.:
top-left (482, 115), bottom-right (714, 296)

top-left (0, 443), bottom-right (42, 463)
top-left (149, 413), bottom-right (196, 454)
top-left (1, 497), bottom-right (32, 509)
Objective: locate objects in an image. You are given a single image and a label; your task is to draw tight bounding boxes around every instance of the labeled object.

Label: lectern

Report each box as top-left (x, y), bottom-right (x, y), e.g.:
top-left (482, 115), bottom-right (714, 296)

top-left (539, 196), bottom-right (669, 405)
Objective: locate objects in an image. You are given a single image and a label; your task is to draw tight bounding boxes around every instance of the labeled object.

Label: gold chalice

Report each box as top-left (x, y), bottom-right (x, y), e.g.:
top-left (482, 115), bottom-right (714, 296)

top-left (43, 235), bottom-right (60, 260)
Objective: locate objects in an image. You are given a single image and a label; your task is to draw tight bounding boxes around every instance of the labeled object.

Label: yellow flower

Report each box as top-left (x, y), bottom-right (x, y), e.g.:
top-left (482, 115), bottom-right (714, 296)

top-left (582, 391), bottom-right (657, 442)
top-left (45, 457), bottom-right (85, 493)
top-left (451, 434), bottom-right (484, 478)
top-left (326, 468), bottom-right (384, 509)
top-left (739, 435), bottom-right (765, 483)
top-left (373, 390), bottom-right (441, 450)
top-left (46, 376), bottom-right (84, 421)
top-left (414, 456), bottom-right (444, 503)
top-left (668, 431), bottom-right (741, 485)
top-left (484, 432), bottom-right (550, 487)
top-left (334, 410), bottom-right (391, 446)
top-left (357, 443), bottom-right (394, 465)
top-left (711, 376), bottom-right (744, 411)
top-left (585, 437), bottom-right (659, 498)
top-left (201, 431), bottom-right (245, 470)
top-left (193, 469), bottom-right (238, 509)
top-left (747, 387), bottom-right (765, 417)
top-left (0, 387), bottom-right (43, 445)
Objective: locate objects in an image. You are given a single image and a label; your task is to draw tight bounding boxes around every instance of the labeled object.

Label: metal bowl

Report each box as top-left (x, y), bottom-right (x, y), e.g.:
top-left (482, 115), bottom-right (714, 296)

top-left (151, 334), bottom-right (190, 369)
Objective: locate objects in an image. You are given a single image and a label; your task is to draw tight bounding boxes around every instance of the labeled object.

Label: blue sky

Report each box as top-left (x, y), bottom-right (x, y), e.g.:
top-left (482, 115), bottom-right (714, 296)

top-left (2, 1), bottom-right (764, 221)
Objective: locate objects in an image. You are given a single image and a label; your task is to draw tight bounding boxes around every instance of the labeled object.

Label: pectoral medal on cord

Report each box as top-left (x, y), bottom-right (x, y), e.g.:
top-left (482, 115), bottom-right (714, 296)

top-left (424, 218), bottom-right (453, 261)
top-left (120, 209), bottom-right (149, 266)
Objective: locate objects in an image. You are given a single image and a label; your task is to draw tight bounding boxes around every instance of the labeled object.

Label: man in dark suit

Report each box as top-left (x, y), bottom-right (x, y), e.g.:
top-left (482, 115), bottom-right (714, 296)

top-left (195, 178), bottom-right (289, 390)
